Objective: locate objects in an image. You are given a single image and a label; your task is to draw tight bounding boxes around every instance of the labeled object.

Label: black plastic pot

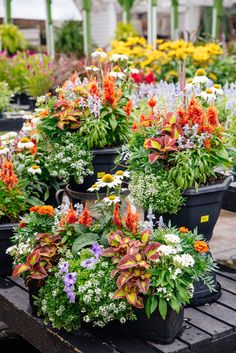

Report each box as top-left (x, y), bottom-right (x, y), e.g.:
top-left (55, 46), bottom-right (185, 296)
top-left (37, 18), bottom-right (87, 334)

top-left (18, 93), bottom-right (30, 106)
top-left (27, 279), bottom-right (42, 316)
top-left (29, 98), bottom-right (37, 112)
top-left (190, 275), bottom-right (221, 306)
top-left (10, 93), bottom-right (18, 104)
top-left (0, 222), bottom-right (18, 276)
top-left (69, 148), bottom-right (122, 193)
top-left (148, 176), bottom-right (232, 241)
top-left (0, 112), bottom-right (4, 119)
top-left (105, 307), bottom-right (184, 344)
top-left (222, 181), bottom-right (236, 213)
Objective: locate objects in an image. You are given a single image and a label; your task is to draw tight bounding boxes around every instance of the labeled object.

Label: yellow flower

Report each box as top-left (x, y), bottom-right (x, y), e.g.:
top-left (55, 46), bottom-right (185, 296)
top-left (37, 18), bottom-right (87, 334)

top-left (209, 72), bottom-right (218, 81)
top-left (195, 68), bottom-right (207, 76)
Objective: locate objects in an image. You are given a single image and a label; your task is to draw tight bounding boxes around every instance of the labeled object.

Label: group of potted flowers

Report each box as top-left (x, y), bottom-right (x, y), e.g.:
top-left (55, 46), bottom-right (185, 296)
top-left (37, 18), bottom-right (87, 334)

top-left (1, 47), bottom-right (235, 343)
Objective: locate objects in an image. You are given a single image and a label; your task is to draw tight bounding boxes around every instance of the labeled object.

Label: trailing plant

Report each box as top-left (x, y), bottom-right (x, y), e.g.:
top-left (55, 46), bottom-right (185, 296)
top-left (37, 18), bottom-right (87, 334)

top-left (0, 24), bottom-right (27, 54)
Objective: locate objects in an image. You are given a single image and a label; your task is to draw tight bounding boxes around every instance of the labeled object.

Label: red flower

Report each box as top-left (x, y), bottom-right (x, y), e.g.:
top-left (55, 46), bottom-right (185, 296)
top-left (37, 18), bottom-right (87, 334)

top-left (125, 204), bottom-right (139, 235)
top-left (113, 203), bottom-right (122, 228)
top-left (66, 205), bottom-right (78, 224)
top-left (123, 100), bottom-right (133, 116)
top-left (131, 72), bottom-right (143, 84)
top-left (103, 75), bottom-right (117, 107)
top-left (207, 106), bottom-right (219, 128)
top-left (148, 96), bottom-right (156, 109)
top-left (0, 159), bottom-right (18, 189)
top-left (145, 71), bottom-right (155, 84)
top-left (78, 205), bottom-right (92, 227)
top-left (132, 122), bottom-right (138, 131)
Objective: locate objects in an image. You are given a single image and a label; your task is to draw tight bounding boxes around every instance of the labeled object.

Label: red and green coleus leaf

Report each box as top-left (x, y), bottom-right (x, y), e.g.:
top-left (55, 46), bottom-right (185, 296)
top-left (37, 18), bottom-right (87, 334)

top-left (108, 230), bottom-right (123, 246)
top-left (144, 243), bottom-right (160, 261)
top-left (102, 247), bottom-right (116, 257)
top-left (144, 138), bottom-right (161, 150)
top-left (148, 152), bottom-right (166, 164)
top-left (118, 254), bottom-right (138, 270)
top-left (39, 245), bottom-right (57, 258)
top-left (140, 229), bottom-right (151, 244)
top-left (116, 271), bottom-right (135, 289)
top-left (30, 264), bottom-right (47, 280)
top-left (12, 264), bottom-right (30, 277)
top-left (113, 287), bottom-right (126, 300)
top-left (126, 291), bottom-right (144, 309)
top-left (136, 278), bottom-right (151, 294)
top-left (26, 249), bottom-right (40, 267)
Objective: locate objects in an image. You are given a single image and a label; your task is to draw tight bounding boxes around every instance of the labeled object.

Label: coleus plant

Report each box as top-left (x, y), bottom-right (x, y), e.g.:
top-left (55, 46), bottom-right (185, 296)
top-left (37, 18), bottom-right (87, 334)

top-left (103, 228), bottom-right (160, 308)
top-left (13, 232), bottom-right (61, 284)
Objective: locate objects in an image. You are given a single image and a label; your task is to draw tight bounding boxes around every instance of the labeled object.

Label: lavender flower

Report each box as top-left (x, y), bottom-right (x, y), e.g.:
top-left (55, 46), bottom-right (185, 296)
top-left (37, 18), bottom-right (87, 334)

top-left (67, 291), bottom-right (75, 303)
top-left (59, 261), bottom-right (69, 274)
top-left (62, 272), bottom-right (77, 287)
top-left (80, 258), bottom-right (97, 269)
top-left (91, 243), bottom-right (102, 259)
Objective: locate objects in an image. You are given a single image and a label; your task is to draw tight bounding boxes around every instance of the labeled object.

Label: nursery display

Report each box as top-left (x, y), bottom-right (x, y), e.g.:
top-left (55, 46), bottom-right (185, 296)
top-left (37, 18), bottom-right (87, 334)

top-left (0, 81), bottom-right (13, 118)
top-left (9, 198), bottom-right (215, 343)
top-left (37, 49), bottom-right (134, 194)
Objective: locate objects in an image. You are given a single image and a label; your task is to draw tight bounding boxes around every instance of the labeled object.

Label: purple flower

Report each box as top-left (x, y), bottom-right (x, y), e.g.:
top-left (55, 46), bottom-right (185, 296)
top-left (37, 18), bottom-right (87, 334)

top-left (80, 258), bottom-right (97, 269)
top-left (59, 261), bottom-right (69, 274)
top-left (67, 291), bottom-right (75, 303)
top-left (63, 283), bottom-right (75, 293)
top-left (62, 272), bottom-right (77, 287)
top-left (91, 243), bottom-right (102, 258)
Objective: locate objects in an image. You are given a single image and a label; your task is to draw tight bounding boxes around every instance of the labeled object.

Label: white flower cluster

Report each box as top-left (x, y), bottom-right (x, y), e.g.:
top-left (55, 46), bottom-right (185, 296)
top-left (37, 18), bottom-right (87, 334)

top-left (158, 245), bottom-right (179, 256)
top-left (164, 233), bottom-right (181, 244)
top-left (174, 254), bottom-right (195, 268)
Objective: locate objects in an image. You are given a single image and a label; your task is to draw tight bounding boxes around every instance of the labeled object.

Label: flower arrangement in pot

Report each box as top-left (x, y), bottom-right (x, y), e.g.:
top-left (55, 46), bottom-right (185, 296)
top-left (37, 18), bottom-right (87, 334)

top-left (125, 70), bottom-right (232, 241)
top-left (37, 48), bottom-right (135, 195)
top-left (10, 196), bottom-right (215, 343)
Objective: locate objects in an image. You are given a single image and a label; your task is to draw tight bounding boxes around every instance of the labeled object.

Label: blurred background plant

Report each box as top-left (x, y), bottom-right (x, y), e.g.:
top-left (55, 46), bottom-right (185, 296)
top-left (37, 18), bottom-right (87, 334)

top-left (115, 22), bottom-right (138, 41)
top-left (55, 21), bottom-right (84, 56)
top-left (0, 81), bottom-right (13, 113)
top-left (0, 24), bottom-right (28, 55)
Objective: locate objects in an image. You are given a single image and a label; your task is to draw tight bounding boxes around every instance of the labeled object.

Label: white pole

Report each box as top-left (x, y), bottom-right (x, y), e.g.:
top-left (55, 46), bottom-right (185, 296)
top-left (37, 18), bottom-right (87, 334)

top-left (152, 4), bottom-right (157, 48)
top-left (147, 0), bottom-right (152, 45)
top-left (212, 7), bottom-right (217, 39)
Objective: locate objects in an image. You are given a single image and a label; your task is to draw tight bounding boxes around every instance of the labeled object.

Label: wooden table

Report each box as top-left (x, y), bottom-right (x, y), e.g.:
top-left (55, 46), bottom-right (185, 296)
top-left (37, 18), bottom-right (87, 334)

top-left (0, 268), bottom-right (236, 353)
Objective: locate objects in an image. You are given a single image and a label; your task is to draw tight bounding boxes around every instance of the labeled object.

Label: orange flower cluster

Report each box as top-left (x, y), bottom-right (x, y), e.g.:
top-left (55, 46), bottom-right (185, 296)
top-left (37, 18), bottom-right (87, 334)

top-left (0, 159), bottom-right (18, 189)
top-left (102, 75), bottom-right (117, 107)
top-left (125, 204), bottom-right (139, 235)
top-left (123, 100), bottom-right (133, 116)
top-left (29, 205), bottom-right (54, 217)
top-left (194, 240), bottom-right (209, 253)
top-left (113, 203), bottom-right (123, 227)
top-left (179, 226), bottom-right (189, 233)
top-left (78, 205), bottom-right (92, 227)
top-left (88, 80), bottom-right (99, 97)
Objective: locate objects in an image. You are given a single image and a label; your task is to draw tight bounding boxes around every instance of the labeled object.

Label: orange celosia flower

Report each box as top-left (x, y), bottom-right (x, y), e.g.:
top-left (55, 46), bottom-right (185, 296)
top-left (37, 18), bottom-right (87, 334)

top-left (194, 240), bottom-right (209, 253)
top-left (207, 106), bottom-right (219, 128)
top-left (66, 205), bottom-right (78, 224)
top-left (179, 226), bottom-right (189, 233)
top-left (88, 81), bottom-right (99, 97)
top-left (125, 204), bottom-right (139, 235)
top-left (0, 159), bottom-right (18, 189)
top-left (177, 107), bottom-right (188, 126)
top-left (29, 205), bottom-right (54, 217)
top-left (103, 75), bottom-right (117, 107)
top-left (113, 203), bottom-right (123, 228)
top-left (132, 122), bottom-right (138, 131)
top-left (78, 205), bottom-right (92, 227)
top-left (123, 100), bottom-right (133, 116)
top-left (148, 96), bottom-right (156, 109)
top-left (187, 98), bottom-right (204, 126)
top-left (204, 138), bottom-right (211, 150)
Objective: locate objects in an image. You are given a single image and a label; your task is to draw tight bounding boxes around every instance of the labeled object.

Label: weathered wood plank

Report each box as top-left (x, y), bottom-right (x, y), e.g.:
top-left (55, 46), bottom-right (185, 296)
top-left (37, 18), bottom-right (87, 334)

top-left (217, 275), bottom-right (236, 294)
top-left (184, 308), bottom-right (233, 339)
top-left (0, 277), bottom-right (116, 353)
top-left (177, 324), bottom-right (211, 352)
top-left (197, 303), bottom-right (236, 328)
top-left (148, 339), bottom-right (190, 353)
top-left (217, 267), bottom-right (236, 281)
top-left (216, 290), bottom-right (236, 311)
top-left (207, 332), bottom-right (236, 353)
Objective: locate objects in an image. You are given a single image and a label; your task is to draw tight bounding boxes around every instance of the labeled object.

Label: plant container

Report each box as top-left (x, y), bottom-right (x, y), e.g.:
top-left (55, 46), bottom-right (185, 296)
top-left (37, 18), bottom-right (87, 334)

top-left (18, 93), bottom-right (30, 106)
top-left (149, 176), bottom-right (231, 241)
top-left (27, 279), bottom-right (43, 316)
top-left (0, 112), bottom-right (5, 119)
top-left (29, 98), bottom-right (37, 112)
top-left (222, 181), bottom-right (236, 213)
top-left (0, 222), bottom-right (18, 276)
top-left (69, 148), bottom-right (123, 193)
top-left (105, 307), bottom-right (184, 344)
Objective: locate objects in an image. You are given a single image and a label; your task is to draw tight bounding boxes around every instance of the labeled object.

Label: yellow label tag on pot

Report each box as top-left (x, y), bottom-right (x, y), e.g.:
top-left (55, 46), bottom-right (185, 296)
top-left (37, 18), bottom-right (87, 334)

top-left (97, 172), bottom-right (105, 178)
top-left (200, 215), bottom-right (209, 223)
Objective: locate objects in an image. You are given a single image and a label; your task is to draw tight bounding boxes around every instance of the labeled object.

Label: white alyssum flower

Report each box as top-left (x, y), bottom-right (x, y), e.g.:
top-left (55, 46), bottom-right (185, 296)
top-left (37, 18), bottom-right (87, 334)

top-left (174, 254), bottom-right (195, 268)
top-left (110, 54), bottom-right (129, 62)
top-left (31, 117), bottom-right (41, 126)
top-left (158, 245), bottom-right (178, 256)
top-left (91, 48), bottom-right (107, 59)
top-left (22, 123), bottom-right (33, 132)
top-left (23, 114), bottom-right (33, 120)
top-left (164, 233), bottom-right (181, 244)
top-left (36, 95), bottom-right (47, 104)
top-left (17, 137), bottom-right (34, 149)
top-left (103, 195), bottom-right (121, 205)
top-left (28, 165), bottom-right (42, 175)
top-left (85, 65), bottom-right (100, 72)
top-left (172, 268), bottom-right (182, 280)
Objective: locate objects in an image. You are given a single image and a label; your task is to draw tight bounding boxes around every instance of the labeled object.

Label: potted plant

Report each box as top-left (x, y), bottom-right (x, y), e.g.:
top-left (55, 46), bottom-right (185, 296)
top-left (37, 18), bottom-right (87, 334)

top-left (0, 159), bottom-right (30, 275)
top-left (0, 81), bottom-right (13, 118)
top-left (11, 199), bottom-right (215, 343)
top-left (37, 49), bottom-right (134, 196)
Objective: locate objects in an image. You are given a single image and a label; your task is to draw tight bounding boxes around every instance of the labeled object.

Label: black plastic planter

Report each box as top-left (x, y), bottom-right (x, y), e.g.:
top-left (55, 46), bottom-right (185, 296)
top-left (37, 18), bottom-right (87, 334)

top-left (18, 93), bottom-right (30, 106)
top-left (28, 280), bottom-right (42, 316)
top-left (149, 176), bottom-right (232, 241)
top-left (190, 276), bottom-right (221, 306)
top-left (0, 112), bottom-right (4, 119)
top-left (29, 98), bottom-right (37, 112)
top-left (105, 307), bottom-right (184, 344)
top-left (69, 148), bottom-right (122, 193)
top-left (0, 223), bottom-right (18, 276)
top-left (222, 181), bottom-right (236, 213)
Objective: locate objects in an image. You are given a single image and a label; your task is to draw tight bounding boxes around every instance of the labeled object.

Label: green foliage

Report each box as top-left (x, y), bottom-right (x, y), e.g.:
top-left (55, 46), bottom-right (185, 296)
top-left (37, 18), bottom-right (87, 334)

top-left (55, 21), bottom-right (84, 56)
top-left (129, 170), bottom-right (184, 214)
top-left (115, 22), bottom-right (138, 42)
top-left (0, 24), bottom-right (27, 54)
top-left (0, 81), bottom-right (12, 112)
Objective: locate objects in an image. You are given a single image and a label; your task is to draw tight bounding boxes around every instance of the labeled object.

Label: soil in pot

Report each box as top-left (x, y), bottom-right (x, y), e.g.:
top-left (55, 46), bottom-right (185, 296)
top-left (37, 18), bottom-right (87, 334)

top-left (0, 222), bottom-right (18, 276)
top-left (69, 148), bottom-right (124, 193)
top-left (147, 176), bottom-right (231, 241)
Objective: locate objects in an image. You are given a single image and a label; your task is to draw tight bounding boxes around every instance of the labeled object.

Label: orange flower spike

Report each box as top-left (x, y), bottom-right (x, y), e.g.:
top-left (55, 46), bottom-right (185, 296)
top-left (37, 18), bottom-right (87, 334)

top-left (179, 226), bottom-right (189, 233)
top-left (125, 204), bottom-right (139, 235)
top-left (113, 203), bottom-right (123, 228)
top-left (194, 240), bottom-right (209, 253)
top-left (102, 75), bottom-right (117, 107)
top-left (204, 138), bottom-right (211, 150)
top-left (123, 100), bottom-right (133, 116)
top-left (0, 159), bottom-right (18, 189)
top-left (66, 205), bottom-right (78, 224)
top-left (207, 106), bottom-right (219, 129)
top-left (88, 81), bottom-right (99, 97)
top-left (148, 96), bottom-right (156, 109)
top-left (78, 205), bottom-right (92, 227)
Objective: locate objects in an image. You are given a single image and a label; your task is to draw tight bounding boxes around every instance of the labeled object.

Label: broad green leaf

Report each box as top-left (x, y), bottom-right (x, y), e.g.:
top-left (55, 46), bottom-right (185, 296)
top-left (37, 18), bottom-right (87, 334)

top-left (72, 233), bottom-right (98, 255)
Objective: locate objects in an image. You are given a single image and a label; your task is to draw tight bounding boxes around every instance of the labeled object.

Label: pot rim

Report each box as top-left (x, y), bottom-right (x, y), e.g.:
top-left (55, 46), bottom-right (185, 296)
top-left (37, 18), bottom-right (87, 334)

top-left (183, 175), bottom-right (232, 196)
top-left (0, 222), bottom-right (19, 230)
top-left (91, 147), bottom-right (121, 154)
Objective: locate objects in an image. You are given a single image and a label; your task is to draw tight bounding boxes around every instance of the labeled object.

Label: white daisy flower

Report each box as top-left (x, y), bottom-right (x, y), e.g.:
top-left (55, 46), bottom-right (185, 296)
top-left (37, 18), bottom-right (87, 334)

top-left (28, 165), bottom-right (42, 175)
top-left (22, 123), bottom-right (33, 132)
top-left (17, 137), bottom-right (34, 150)
top-left (199, 89), bottom-right (216, 103)
top-left (0, 132), bottom-right (17, 141)
top-left (114, 170), bottom-right (130, 180)
top-left (85, 65), bottom-right (100, 72)
top-left (87, 183), bottom-right (101, 192)
top-left (0, 146), bottom-right (10, 155)
top-left (110, 54), bottom-right (129, 62)
top-left (164, 233), bottom-right (181, 244)
top-left (211, 84), bottom-right (224, 95)
top-left (109, 71), bottom-right (126, 79)
top-left (91, 48), bottom-right (107, 59)
top-left (103, 195), bottom-right (121, 205)
top-left (97, 173), bottom-right (122, 188)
